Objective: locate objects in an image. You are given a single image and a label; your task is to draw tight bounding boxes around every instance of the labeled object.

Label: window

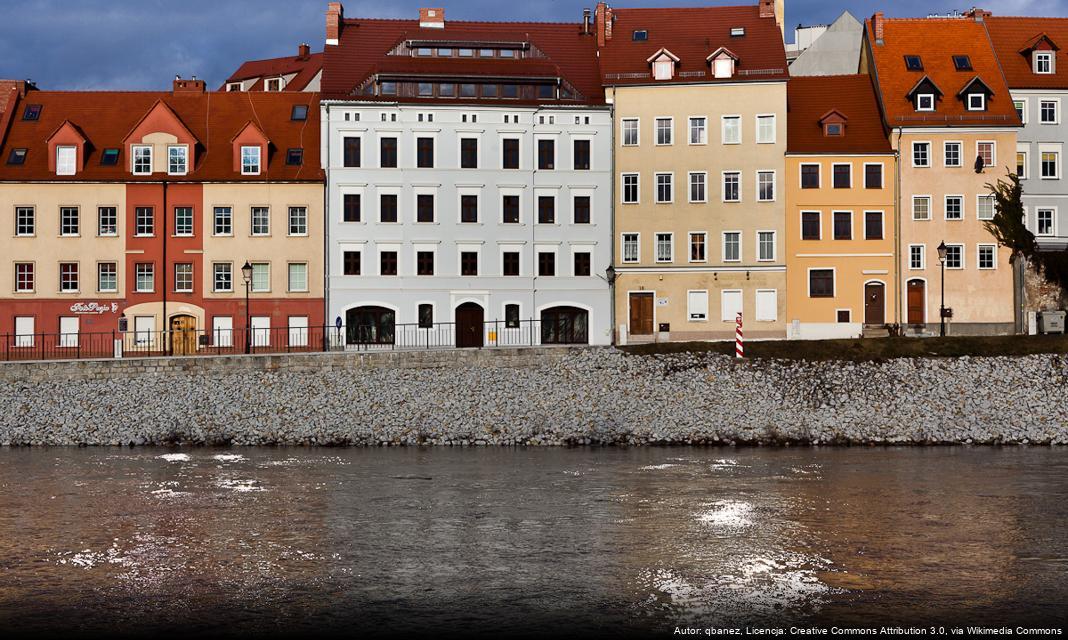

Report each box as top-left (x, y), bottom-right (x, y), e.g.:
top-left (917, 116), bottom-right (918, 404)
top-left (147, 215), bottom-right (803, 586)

top-left (56, 146), bottom-right (76, 176)
top-left (865, 211), bottom-right (884, 240)
top-left (809, 269), bottom-right (834, 298)
top-left (343, 194), bottom-right (361, 222)
top-left (916, 94), bottom-right (935, 111)
top-left (241, 146), bottom-right (261, 175)
top-left (801, 212), bottom-right (821, 240)
top-left (132, 316), bottom-right (154, 346)
top-left (757, 171), bottom-right (775, 202)
top-left (944, 142), bottom-right (962, 167)
top-left (265, 78), bottom-right (283, 92)
top-left (458, 194), bottom-right (478, 224)
top-left (1042, 151), bottom-right (1060, 179)
top-left (537, 139), bottom-right (555, 170)
top-left (288, 316), bottom-right (309, 347)
top-left (825, 123), bottom-right (843, 136)
top-left (343, 137), bottom-right (361, 167)
top-left (864, 164), bottom-right (883, 189)
top-left (978, 195), bottom-right (996, 221)
top-left (573, 139), bottom-right (591, 170)
top-left (621, 118), bottom-right (639, 146)
top-left (14, 316), bottom-right (35, 348)
top-left (15, 206), bottom-right (34, 236)
top-left (689, 232), bottom-right (706, 262)
top-left (655, 118), bottom-right (673, 145)
top-left (502, 195), bottom-right (520, 224)
top-left (416, 194), bottom-right (435, 223)
top-left (689, 117), bottom-right (707, 144)
top-left (633, 30), bottom-right (648, 41)
top-left (461, 252), bottom-right (479, 276)
top-left (909, 245), bottom-right (925, 270)
top-left (502, 138), bottom-right (520, 169)
top-left (291, 104), bottom-right (308, 121)
top-left (721, 116), bottom-right (741, 144)
top-left (723, 232), bottom-right (740, 262)
top-left (168, 145), bottom-right (187, 175)
top-left (174, 263), bottom-right (193, 293)
top-left (502, 251), bottom-right (520, 276)
top-left (945, 196), bottom-right (963, 221)
top-left (460, 138), bottom-right (478, 169)
top-left (212, 316), bottom-right (234, 348)
top-left (573, 196), bottom-right (591, 224)
top-left (58, 317), bottom-right (79, 348)
top-left (689, 172), bottom-right (706, 203)
top-left (135, 206), bottom-right (154, 236)
top-left (533, 195), bottom-right (554, 224)
top-left (913, 142), bottom-right (930, 167)
top-left (288, 263), bottom-right (308, 292)
top-left (800, 164), bottom-right (820, 189)
top-left (967, 93), bottom-right (986, 111)
top-left (288, 206), bottom-right (307, 235)
top-left (132, 145), bottom-right (152, 175)
top-left (7, 148), bottom-right (27, 165)
top-left (905, 55), bottom-right (924, 71)
top-left (622, 173), bottom-right (639, 204)
top-left (418, 82), bottom-right (433, 97)
top-left (573, 251), bottom-right (591, 277)
top-left (15, 263), bottom-right (33, 292)
top-left (756, 115), bottom-right (775, 144)
top-left (1041, 100), bottom-right (1058, 123)
top-left (1015, 99), bottom-right (1027, 124)
top-left (537, 251), bottom-right (555, 276)
top-left (832, 164), bottom-right (851, 189)
top-left (213, 263), bottom-right (233, 291)
top-left (722, 172), bottom-right (740, 202)
top-left (60, 206), bottom-right (79, 236)
top-left (97, 206), bottom-right (117, 236)
top-left (622, 233), bottom-right (639, 263)
top-left (214, 207), bottom-right (232, 235)
top-left (251, 262), bottom-right (270, 291)
top-left (953, 55), bottom-right (972, 71)
top-left (656, 233), bottom-right (673, 263)
top-left (251, 207), bottom-right (270, 235)
top-left (417, 304), bottom-right (433, 329)
top-left (1017, 151), bottom-right (1028, 179)
top-left (978, 244), bottom-right (996, 270)
top-left (913, 196), bottom-right (931, 221)
top-left (721, 290), bottom-right (743, 322)
top-left (59, 262), bottom-right (79, 292)
top-left (978, 141), bottom-right (995, 168)
top-left (945, 244), bottom-right (963, 269)
top-left (655, 173), bottom-right (673, 203)
top-left (758, 231), bottom-right (775, 261)
top-left (1037, 208), bottom-right (1055, 236)
top-left (380, 137), bottom-right (397, 168)
top-left (342, 251), bottom-right (361, 276)
top-left (833, 211), bottom-right (852, 240)
top-left (380, 194), bottom-right (398, 223)
top-left (688, 290), bottom-right (709, 321)
top-left (22, 104), bottom-right (42, 120)
top-left (1035, 51), bottom-right (1054, 74)
top-left (416, 137), bottom-right (434, 168)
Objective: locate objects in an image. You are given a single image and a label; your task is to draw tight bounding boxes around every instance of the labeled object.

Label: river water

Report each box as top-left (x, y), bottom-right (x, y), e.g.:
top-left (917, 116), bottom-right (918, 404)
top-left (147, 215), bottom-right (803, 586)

top-left (0, 447), bottom-right (1066, 636)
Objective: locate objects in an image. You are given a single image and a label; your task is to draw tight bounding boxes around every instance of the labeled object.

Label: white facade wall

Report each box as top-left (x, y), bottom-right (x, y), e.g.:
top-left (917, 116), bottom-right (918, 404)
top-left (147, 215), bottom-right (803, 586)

top-left (323, 102), bottom-right (614, 345)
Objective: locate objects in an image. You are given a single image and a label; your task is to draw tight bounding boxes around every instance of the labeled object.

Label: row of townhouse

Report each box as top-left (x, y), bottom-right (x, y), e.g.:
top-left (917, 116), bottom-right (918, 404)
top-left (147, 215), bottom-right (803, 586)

top-left (2, 1), bottom-right (1067, 354)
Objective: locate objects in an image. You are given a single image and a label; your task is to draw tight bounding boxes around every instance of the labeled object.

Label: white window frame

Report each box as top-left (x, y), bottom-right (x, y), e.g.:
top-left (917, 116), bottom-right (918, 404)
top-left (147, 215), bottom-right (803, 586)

top-left (944, 195), bottom-right (965, 221)
top-left (912, 141), bottom-right (931, 168)
top-left (1040, 145), bottom-right (1061, 179)
top-left (799, 162), bottom-right (821, 189)
top-left (977, 194), bottom-right (996, 221)
top-left (287, 262), bottom-right (309, 292)
top-left (134, 263), bottom-right (154, 293)
top-left (863, 210), bottom-right (885, 240)
top-left (654, 117), bottom-right (673, 146)
top-left (687, 290), bottom-right (709, 322)
top-left (498, 244), bottom-right (523, 277)
top-left (977, 243), bottom-right (997, 270)
top-left (832, 210), bottom-right (853, 241)
top-left (912, 195), bottom-right (932, 221)
top-left (1015, 98), bottom-right (1028, 124)
top-left (863, 162), bottom-right (884, 189)
top-left (756, 170), bottom-right (776, 202)
top-left (721, 115), bottom-right (741, 145)
top-left (1035, 51), bottom-right (1054, 75)
top-left (756, 230), bottom-right (776, 262)
top-left (688, 116), bottom-right (707, 145)
top-left (688, 231), bottom-right (707, 263)
top-left (688, 171), bottom-right (707, 203)
top-left (1036, 207), bottom-right (1057, 236)
top-left (288, 316), bottom-right (309, 347)
top-left (720, 289), bottom-right (743, 322)
top-left (55, 145), bottom-right (77, 176)
top-left (1017, 146), bottom-right (1029, 180)
top-left (132, 145), bottom-right (153, 175)
top-left (167, 144), bottom-right (188, 176)
top-left (755, 114), bottom-right (776, 144)
top-left (213, 316), bottom-right (234, 348)
top-left (14, 316), bottom-right (34, 348)
top-left (96, 262), bottom-right (117, 293)
top-left (654, 232), bottom-right (674, 263)
top-left (621, 173), bottom-right (640, 204)
top-left (621, 232), bottom-right (640, 264)
top-left (250, 262), bottom-right (271, 292)
top-left (1040, 99), bottom-right (1060, 124)
top-left (722, 171), bottom-right (741, 203)
top-left (967, 93), bottom-right (986, 112)
top-left (908, 243), bottom-right (926, 270)
top-left (722, 230), bottom-right (742, 263)
top-left (655, 172), bottom-right (674, 204)
top-left (831, 162), bottom-right (852, 189)
top-left (213, 262), bottom-right (234, 292)
top-left (251, 206), bottom-right (271, 236)
top-left (621, 118), bottom-right (639, 146)
top-left (916, 94), bottom-right (935, 111)
top-left (944, 244), bottom-right (964, 270)
top-left (241, 145), bottom-right (262, 175)
top-left (213, 206), bottom-right (233, 236)
top-left (755, 289), bottom-right (778, 322)
top-left (800, 210), bottom-right (822, 240)
top-left (977, 140), bottom-right (996, 168)
top-left (806, 267), bottom-right (836, 298)
top-left (174, 263), bottom-right (193, 293)
top-left (58, 316), bottom-right (79, 348)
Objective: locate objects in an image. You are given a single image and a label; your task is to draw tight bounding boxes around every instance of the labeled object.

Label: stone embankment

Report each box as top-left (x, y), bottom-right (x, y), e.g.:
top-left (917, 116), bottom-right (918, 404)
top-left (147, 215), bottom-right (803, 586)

top-left (1, 347), bottom-right (1066, 446)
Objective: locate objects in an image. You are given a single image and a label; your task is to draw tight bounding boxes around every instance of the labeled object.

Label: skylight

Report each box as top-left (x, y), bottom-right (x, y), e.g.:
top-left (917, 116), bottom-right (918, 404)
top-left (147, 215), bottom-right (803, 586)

top-left (904, 55), bottom-right (924, 71)
top-left (291, 104), bottom-right (309, 121)
top-left (632, 30), bottom-right (648, 41)
top-left (953, 55), bottom-right (972, 71)
top-left (286, 148), bottom-right (304, 166)
top-left (731, 27), bottom-right (745, 37)
top-left (100, 148), bottom-right (120, 166)
top-left (6, 148), bottom-right (27, 165)
top-left (22, 104), bottom-right (41, 121)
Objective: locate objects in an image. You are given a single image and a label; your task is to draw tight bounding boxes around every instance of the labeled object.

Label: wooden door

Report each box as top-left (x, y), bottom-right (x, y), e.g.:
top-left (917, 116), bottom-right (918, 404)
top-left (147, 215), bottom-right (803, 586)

top-left (455, 303), bottom-right (484, 348)
top-left (907, 280), bottom-right (926, 325)
top-left (170, 315), bottom-right (197, 355)
top-left (629, 293), bottom-right (654, 335)
top-left (864, 282), bottom-right (885, 325)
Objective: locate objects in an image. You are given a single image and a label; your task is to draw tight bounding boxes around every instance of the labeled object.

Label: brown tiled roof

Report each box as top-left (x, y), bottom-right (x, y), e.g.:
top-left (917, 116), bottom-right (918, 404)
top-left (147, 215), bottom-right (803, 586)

top-left (0, 90), bottom-right (322, 182)
top-left (865, 16), bottom-right (1019, 127)
top-left (986, 17), bottom-right (1068, 89)
top-left (598, 6), bottom-right (788, 85)
top-left (787, 75), bottom-right (892, 154)
top-left (322, 17), bottom-right (604, 104)
top-left (223, 51), bottom-right (323, 91)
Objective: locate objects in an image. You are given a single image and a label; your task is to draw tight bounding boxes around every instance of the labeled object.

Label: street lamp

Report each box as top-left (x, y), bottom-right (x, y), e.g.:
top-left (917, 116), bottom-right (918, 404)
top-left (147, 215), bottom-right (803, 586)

top-left (936, 241), bottom-right (948, 337)
top-left (241, 261), bottom-right (253, 354)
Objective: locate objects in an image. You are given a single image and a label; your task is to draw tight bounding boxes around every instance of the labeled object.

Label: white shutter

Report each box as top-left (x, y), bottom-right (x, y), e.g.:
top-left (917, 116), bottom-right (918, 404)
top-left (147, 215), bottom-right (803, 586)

top-left (133, 316), bottom-right (154, 346)
top-left (59, 316), bottom-right (79, 347)
top-left (251, 316), bottom-right (271, 347)
top-left (687, 291), bottom-right (708, 321)
top-left (14, 316), bottom-right (34, 347)
top-left (755, 289), bottom-right (778, 322)
top-left (288, 316), bottom-right (309, 347)
top-left (56, 146), bottom-right (77, 175)
top-left (213, 316), bottom-right (233, 347)
top-left (721, 290), bottom-right (743, 322)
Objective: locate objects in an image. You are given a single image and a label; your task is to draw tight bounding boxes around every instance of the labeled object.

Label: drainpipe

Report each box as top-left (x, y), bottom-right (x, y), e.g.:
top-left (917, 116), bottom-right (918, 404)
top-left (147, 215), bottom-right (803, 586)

top-left (607, 91), bottom-right (617, 345)
top-left (531, 106), bottom-right (541, 333)
top-left (162, 180), bottom-right (168, 354)
top-left (894, 127), bottom-right (902, 331)
top-left (324, 102), bottom-right (331, 346)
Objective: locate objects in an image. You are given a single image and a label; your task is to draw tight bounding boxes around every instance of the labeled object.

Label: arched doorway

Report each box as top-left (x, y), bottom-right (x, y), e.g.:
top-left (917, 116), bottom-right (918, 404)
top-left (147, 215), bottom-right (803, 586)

top-left (455, 302), bottom-right (484, 348)
top-left (170, 315), bottom-right (197, 355)
top-left (907, 280), bottom-right (926, 325)
top-left (540, 306), bottom-right (589, 344)
top-left (346, 306), bottom-right (395, 345)
top-left (864, 282), bottom-right (886, 325)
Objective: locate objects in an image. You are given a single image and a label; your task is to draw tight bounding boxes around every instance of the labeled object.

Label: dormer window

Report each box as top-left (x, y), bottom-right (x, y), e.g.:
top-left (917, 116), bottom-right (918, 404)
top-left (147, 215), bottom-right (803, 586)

top-left (168, 145), bottom-right (188, 175)
top-left (967, 93), bottom-right (986, 111)
top-left (632, 30), bottom-right (648, 41)
top-left (1035, 51), bottom-right (1054, 74)
top-left (707, 47), bottom-right (738, 79)
top-left (132, 145), bottom-right (153, 175)
top-left (264, 77), bottom-right (284, 92)
top-left (226, 82), bottom-right (243, 92)
top-left (56, 145), bottom-right (77, 176)
top-left (825, 123), bottom-right (843, 137)
top-left (953, 56), bottom-right (973, 71)
top-left (819, 109), bottom-right (848, 137)
top-left (905, 55), bottom-right (924, 71)
top-left (648, 49), bottom-right (679, 80)
top-left (916, 94), bottom-right (935, 111)
top-left (241, 145), bottom-right (261, 175)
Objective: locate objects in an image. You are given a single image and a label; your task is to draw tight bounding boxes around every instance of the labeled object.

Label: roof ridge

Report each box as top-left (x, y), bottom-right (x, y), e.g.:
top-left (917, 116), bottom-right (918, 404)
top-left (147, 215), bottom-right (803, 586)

top-left (343, 17), bottom-right (583, 26)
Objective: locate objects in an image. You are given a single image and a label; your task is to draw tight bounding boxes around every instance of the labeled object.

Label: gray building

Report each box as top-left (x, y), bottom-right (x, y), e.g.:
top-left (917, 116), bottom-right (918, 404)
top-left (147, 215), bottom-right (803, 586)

top-left (788, 12), bottom-right (863, 77)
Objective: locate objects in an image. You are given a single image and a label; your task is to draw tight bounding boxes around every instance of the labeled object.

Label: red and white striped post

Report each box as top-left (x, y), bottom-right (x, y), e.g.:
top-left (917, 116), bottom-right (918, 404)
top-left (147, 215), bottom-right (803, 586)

top-left (735, 312), bottom-right (744, 358)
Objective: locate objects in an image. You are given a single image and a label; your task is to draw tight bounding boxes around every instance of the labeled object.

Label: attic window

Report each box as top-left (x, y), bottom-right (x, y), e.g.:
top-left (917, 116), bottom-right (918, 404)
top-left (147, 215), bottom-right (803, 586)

top-left (731, 27), bottom-right (745, 37)
top-left (967, 93), bottom-right (986, 111)
top-left (1035, 51), bottom-right (1054, 74)
top-left (264, 77), bottom-right (283, 92)
top-left (291, 104), bottom-right (308, 121)
top-left (825, 123), bottom-right (843, 137)
top-left (286, 148), bottom-right (304, 166)
top-left (953, 55), bottom-right (973, 71)
top-left (226, 82), bottom-right (243, 92)
top-left (100, 148), bottom-right (120, 166)
top-left (22, 104), bottom-right (41, 121)
top-left (916, 93), bottom-right (935, 111)
top-left (6, 148), bottom-right (27, 165)
top-left (904, 55), bottom-right (924, 71)
top-left (632, 30), bottom-right (648, 41)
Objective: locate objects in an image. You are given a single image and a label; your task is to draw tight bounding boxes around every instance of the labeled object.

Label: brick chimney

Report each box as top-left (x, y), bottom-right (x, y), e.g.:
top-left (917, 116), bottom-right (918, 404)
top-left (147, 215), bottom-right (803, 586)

top-left (419, 8), bottom-right (445, 29)
top-left (759, 0), bottom-right (774, 18)
top-left (872, 12), bottom-right (885, 44)
top-left (173, 76), bottom-right (206, 93)
top-left (326, 2), bottom-right (344, 46)
top-left (298, 43), bottom-right (311, 60)
top-left (966, 8), bottom-right (992, 22)
top-left (595, 2), bottom-right (613, 47)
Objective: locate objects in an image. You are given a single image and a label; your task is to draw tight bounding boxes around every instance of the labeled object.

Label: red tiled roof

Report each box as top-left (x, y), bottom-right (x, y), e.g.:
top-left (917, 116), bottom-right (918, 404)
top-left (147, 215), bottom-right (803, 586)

top-left (986, 17), bottom-right (1068, 89)
top-left (322, 18), bottom-right (604, 104)
top-left (598, 6), bottom-right (788, 85)
top-left (223, 51), bottom-right (323, 91)
top-left (787, 75), bottom-right (891, 154)
top-left (865, 17), bottom-right (1019, 127)
top-left (0, 91), bottom-right (322, 182)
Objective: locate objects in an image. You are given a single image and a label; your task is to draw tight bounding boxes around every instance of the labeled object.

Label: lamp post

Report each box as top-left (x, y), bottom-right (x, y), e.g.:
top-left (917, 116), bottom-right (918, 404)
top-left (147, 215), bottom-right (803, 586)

top-left (241, 261), bottom-right (253, 354)
top-left (937, 241), bottom-right (948, 337)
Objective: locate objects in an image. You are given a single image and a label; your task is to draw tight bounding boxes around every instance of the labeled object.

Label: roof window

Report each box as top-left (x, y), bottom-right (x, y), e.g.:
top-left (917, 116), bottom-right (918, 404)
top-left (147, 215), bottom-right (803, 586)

top-left (291, 104), bottom-right (308, 121)
top-left (904, 55), bottom-right (924, 71)
top-left (6, 148), bottom-right (27, 165)
top-left (731, 27), bottom-right (745, 37)
top-left (286, 148), bottom-right (304, 166)
top-left (100, 148), bottom-right (120, 166)
top-left (632, 30), bottom-right (648, 41)
top-left (22, 104), bottom-right (42, 121)
top-left (953, 55), bottom-right (973, 71)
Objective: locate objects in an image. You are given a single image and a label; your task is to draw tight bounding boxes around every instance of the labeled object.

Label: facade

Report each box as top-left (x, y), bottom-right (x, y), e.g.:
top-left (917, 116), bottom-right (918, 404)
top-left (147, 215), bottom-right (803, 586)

top-left (603, 0), bottom-right (789, 341)
top-left (785, 74), bottom-right (897, 339)
top-left (222, 44), bottom-right (323, 92)
top-left (320, 5), bottom-right (613, 347)
top-left (788, 12), bottom-right (863, 77)
top-left (0, 80), bottom-right (324, 352)
top-left (863, 12), bottom-right (1019, 335)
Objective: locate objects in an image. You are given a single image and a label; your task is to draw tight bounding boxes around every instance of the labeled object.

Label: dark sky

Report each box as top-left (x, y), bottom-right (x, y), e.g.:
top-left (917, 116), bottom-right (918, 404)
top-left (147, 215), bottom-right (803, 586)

top-left (2, 0), bottom-right (1066, 90)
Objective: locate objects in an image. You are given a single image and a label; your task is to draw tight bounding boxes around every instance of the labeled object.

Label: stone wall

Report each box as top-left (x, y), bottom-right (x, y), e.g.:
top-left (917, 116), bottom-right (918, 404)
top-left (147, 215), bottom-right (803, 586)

top-left (2, 347), bottom-right (1067, 446)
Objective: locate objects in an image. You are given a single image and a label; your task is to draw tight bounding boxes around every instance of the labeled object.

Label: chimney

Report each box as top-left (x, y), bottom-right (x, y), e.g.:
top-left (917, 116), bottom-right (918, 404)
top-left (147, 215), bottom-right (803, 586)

top-left (582, 8), bottom-right (591, 35)
top-left (173, 76), bottom-right (206, 93)
top-left (419, 7), bottom-right (445, 29)
top-left (965, 8), bottom-right (992, 22)
top-left (759, 0), bottom-right (774, 19)
top-left (326, 2), bottom-right (344, 46)
top-left (595, 3), bottom-right (606, 47)
top-left (298, 43), bottom-right (311, 60)
top-left (872, 12), bottom-right (885, 44)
